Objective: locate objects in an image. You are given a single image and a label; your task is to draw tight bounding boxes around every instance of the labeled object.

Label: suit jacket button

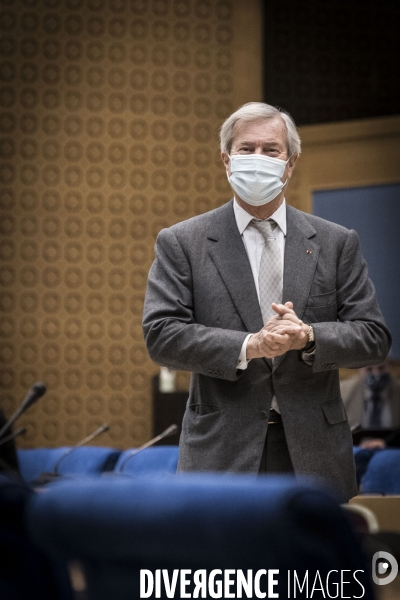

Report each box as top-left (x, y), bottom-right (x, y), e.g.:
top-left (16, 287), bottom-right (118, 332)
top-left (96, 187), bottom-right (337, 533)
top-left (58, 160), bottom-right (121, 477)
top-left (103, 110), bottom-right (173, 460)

top-left (218, 371), bottom-right (223, 377)
top-left (260, 411), bottom-right (268, 419)
top-left (208, 370), bottom-right (213, 375)
top-left (331, 363), bottom-right (337, 369)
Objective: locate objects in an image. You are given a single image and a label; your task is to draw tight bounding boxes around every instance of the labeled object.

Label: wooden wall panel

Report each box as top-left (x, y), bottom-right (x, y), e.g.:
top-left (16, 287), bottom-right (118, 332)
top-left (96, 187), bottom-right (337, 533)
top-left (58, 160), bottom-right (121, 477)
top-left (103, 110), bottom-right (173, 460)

top-left (286, 115), bottom-right (400, 214)
top-left (0, 0), bottom-right (262, 448)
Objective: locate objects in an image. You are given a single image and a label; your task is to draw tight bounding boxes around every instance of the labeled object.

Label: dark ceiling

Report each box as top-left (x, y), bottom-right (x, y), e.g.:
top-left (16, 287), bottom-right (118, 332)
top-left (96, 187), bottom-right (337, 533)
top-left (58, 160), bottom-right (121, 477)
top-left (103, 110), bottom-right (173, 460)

top-left (262, 0), bottom-right (400, 125)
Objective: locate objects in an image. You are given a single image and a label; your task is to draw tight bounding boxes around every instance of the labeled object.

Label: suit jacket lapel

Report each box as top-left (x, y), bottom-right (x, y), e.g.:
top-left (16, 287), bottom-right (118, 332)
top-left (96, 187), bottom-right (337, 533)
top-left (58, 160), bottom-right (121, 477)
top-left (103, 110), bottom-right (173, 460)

top-left (206, 202), bottom-right (321, 371)
top-left (283, 206), bottom-right (319, 317)
top-left (207, 200), bottom-right (264, 334)
top-left (274, 206), bottom-right (319, 370)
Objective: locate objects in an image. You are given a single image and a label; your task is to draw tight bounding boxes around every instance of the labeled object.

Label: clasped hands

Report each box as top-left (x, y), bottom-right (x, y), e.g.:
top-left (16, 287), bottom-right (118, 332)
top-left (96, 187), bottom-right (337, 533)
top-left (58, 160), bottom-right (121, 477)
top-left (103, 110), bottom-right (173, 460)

top-left (246, 302), bottom-right (309, 360)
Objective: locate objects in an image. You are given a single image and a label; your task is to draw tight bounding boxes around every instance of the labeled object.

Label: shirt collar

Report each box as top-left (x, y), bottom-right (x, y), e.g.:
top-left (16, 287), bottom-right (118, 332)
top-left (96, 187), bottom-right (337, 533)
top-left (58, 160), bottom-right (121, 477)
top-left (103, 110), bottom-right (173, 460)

top-left (233, 198), bottom-right (287, 236)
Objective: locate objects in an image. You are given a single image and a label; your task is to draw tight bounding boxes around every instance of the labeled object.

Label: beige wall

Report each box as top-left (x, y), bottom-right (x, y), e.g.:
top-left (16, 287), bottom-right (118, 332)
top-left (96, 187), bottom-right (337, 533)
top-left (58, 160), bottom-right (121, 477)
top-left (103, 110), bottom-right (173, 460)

top-left (0, 0), bottom-right (262, 448)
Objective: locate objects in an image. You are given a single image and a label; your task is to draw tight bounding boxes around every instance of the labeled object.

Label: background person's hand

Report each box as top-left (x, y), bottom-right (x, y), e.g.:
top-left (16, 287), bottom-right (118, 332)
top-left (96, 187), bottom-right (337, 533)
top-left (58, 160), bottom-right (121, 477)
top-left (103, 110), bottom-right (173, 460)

top-left (359, 439), bottom-right (387, 450)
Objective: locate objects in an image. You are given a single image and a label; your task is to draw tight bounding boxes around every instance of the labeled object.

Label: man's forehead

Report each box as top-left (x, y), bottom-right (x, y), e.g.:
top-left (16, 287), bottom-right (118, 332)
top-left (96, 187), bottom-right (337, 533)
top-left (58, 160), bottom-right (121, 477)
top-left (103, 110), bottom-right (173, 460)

top-left (233, 116), bottom-right (287, 144)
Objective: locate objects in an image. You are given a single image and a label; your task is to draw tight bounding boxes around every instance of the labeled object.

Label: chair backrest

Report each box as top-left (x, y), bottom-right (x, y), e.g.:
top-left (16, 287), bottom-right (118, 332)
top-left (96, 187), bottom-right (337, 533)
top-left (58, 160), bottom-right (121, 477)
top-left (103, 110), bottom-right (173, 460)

top-left (362, 449), bottom-right (400, 494)
top-left (114, 445), bottom-right (179, 475)
top-left (26, 474), bottom-right (373, 600)
top-left (18, 447), bottom-right (121, 483)
top-left (352, 446), bottom-right (380, 487)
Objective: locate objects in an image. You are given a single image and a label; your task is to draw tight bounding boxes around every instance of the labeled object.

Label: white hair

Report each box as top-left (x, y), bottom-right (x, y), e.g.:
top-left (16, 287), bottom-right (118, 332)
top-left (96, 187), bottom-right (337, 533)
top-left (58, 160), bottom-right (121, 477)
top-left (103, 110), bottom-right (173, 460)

top-left (220, 102), bottom-right (301, 157)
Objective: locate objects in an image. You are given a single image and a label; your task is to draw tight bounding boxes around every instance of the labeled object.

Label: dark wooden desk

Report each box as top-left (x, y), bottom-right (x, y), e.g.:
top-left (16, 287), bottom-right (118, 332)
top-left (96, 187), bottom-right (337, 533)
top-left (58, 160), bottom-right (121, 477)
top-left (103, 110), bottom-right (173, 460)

top-left (352, 428), bottom-right (394, 445)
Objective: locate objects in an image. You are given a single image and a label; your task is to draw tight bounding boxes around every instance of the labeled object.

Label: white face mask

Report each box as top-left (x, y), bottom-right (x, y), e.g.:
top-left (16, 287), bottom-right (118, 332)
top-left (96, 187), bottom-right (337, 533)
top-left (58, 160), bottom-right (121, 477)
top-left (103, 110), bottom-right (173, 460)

top-left (228, 153), bottom-right (289, 206)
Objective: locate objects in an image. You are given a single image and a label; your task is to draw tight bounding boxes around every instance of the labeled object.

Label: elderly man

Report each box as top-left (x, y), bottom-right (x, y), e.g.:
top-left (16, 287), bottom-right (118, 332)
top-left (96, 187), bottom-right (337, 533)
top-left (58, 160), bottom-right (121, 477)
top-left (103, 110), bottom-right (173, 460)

top-left (143, 102), bottom-right (391, 501)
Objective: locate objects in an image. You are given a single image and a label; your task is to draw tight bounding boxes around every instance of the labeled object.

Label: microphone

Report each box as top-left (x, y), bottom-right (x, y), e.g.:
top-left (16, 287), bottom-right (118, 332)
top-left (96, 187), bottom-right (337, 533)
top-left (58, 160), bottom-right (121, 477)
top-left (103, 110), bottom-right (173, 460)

top-left (117, 424), bottom-right (179, 473)
top-left (35, 424), bottom-right (110, 485)
top-left (0, 427), bottom-right (27, 448)
top-left (0, 382), bottom-right (46, 440)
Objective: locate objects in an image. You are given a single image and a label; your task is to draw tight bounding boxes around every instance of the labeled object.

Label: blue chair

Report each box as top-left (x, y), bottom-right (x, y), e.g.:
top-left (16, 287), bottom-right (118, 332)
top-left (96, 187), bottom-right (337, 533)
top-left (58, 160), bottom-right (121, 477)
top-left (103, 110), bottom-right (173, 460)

top-left (362, 449), bottom-right (400, 494)
top-left (114, 445), bottom-right (179, 476)
top-left (352, 446), bottom-right (380, 487)
top-left (0, 474), bottom-right (73, 600)
top-left (18, 447), bottom-right (121, 483)
top-left (26, 475), bottom-right (373, 600)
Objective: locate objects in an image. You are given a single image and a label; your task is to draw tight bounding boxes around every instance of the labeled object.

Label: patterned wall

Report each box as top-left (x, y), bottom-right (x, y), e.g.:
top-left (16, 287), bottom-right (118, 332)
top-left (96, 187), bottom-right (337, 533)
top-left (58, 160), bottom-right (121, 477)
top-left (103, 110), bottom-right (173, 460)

top-left (0, 0), bottom-right (243, 448)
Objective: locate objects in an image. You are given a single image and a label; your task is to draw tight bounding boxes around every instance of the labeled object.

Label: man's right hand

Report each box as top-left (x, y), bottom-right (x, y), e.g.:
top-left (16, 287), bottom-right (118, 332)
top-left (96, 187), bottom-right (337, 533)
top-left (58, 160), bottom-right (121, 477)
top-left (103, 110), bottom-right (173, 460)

top-left (246, 320), bottom-right (304, 360)
top-left (246, 302), bottom-right (307, 360)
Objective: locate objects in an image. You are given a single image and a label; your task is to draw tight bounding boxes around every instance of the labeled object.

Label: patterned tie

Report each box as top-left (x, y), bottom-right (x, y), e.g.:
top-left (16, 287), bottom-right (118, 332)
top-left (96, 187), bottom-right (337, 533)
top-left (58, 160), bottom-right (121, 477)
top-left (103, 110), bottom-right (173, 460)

top-left (252, 219), bottom-right (282, 323)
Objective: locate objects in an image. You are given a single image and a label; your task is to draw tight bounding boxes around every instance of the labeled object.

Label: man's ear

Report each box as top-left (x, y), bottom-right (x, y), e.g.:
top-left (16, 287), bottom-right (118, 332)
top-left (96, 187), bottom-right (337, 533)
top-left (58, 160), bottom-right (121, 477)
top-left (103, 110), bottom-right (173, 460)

top-left (221, 151), bottom-right (230, 173)
top-left (287, 153), bottom-right (298, 178)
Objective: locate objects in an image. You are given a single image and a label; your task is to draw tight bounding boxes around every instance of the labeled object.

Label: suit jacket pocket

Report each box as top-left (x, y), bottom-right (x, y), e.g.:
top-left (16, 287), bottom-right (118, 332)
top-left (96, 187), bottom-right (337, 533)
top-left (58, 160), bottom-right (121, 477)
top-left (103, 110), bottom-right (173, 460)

top-left (189, 403), bottom-right (221, 416)
top-left (306, 289), bottom-right (336, 308)
top-left (322, 399), bottom-right (347, 424)
top-left (304, 289), bottom-right (337, 322)
top-left (186, 403), bottom-right (222, 438)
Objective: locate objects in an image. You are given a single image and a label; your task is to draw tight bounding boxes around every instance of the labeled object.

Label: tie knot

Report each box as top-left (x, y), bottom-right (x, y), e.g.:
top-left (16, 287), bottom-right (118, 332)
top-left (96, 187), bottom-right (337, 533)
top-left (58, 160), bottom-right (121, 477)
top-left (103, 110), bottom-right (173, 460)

top-left (251, 218), bottom-right (277, 240)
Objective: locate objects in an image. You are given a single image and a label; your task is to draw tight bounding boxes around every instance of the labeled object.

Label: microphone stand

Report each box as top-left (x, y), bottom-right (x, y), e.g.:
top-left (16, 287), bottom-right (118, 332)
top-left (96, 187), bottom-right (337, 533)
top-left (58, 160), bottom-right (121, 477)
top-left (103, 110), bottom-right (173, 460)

top-left (34, 424), bottom-right (109, 485)
top-left (0, 427), bottom-right (27, 448)
top-left (116, 424), bottom-right (179, 473)
top-left (53, 425), bottom-right (109, 475)
top-left (0, 382), bottom-right (46, 440)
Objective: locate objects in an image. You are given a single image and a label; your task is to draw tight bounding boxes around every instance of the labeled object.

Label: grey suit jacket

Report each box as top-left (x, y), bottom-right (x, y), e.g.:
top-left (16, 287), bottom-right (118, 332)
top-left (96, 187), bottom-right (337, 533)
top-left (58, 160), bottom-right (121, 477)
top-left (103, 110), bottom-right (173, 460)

top-left (143, 200), bottom-right (391, 501)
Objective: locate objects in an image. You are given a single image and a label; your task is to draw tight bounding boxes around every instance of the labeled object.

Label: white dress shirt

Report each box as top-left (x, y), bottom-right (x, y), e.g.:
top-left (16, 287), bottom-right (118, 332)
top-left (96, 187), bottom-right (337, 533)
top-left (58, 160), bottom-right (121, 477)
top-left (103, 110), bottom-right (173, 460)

top-left (233, 198), bottom-right (287, 413)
